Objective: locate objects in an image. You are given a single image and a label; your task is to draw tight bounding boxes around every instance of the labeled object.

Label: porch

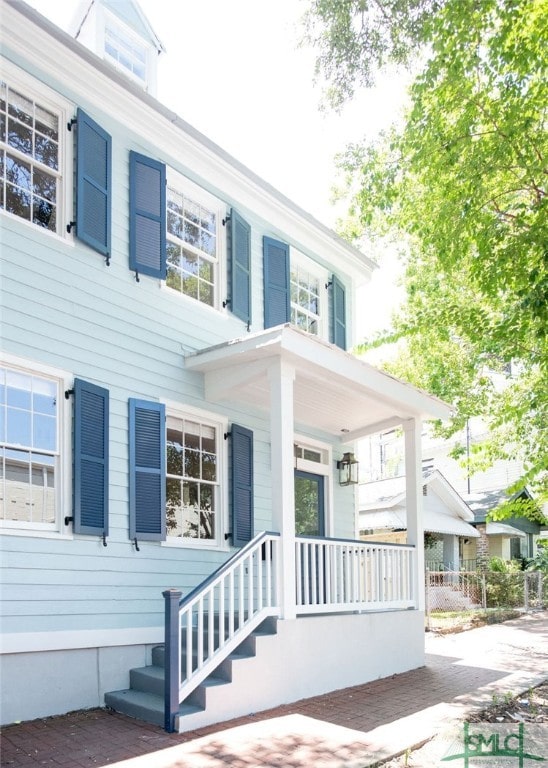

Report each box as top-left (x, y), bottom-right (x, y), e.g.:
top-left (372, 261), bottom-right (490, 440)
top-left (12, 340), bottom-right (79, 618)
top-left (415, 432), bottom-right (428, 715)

top-left (106, 327), bottom-right (451, 732)
top-left (106, 531), bottom-right (420, 732)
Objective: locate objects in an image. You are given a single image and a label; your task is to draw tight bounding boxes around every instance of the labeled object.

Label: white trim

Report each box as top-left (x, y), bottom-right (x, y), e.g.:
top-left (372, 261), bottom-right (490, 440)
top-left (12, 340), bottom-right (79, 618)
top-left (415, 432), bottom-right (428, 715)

top-left (102, 7), bottom-right (150, 88)
top-left (294, 434), bottom-right (334, 537)
top-left (0, 57), bottom-right (73, 242)
top-left (0, 352), bottom-right (72, 537)
top-left (2, 4), bottom-right (376, 286)
top-left (162, 400), bottom-right (228, 549)
top-left (164, 166), bottom-right (227, 313)
top-left (0, 626), bottom-right (164, 655)
top-left (290, 248), bottom-right (329, 342)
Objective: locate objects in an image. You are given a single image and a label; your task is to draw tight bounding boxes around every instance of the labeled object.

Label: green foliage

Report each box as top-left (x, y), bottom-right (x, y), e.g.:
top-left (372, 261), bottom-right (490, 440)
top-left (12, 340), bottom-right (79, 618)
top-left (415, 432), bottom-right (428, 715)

top-left (526, 547), bottom-right (548, 574)
top-left (303, 0), bottom-right (440, 109)
top-left (486, 559), bottom-right (525, 607)
top-left (304, 0), bottom-right (548, 512)
top-left (488, 556), bottom-right (522, 573)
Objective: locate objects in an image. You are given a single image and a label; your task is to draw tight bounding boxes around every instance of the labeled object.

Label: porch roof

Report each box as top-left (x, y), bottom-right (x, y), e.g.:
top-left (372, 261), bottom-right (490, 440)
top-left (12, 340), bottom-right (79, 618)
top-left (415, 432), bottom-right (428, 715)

top-left (184, 325), bottom-right (452, 443)
top-left (361, 508), bottom-right (480, 538)
top-left (486, 522), bottom-right (526, 538)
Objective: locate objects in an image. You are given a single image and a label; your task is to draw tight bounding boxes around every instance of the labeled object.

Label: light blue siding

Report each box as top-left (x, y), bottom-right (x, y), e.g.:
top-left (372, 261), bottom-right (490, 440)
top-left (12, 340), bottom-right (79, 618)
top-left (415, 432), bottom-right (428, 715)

top-left (0, 62), bottom-right (356, 644)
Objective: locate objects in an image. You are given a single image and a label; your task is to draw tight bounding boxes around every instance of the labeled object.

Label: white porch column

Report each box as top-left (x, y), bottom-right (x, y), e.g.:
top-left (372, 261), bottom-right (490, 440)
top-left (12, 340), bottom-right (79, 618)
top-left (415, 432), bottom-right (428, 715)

top-left (403, 417), bottom-right (425, 610)
top-left (268, 359), bottom-right (296, 620)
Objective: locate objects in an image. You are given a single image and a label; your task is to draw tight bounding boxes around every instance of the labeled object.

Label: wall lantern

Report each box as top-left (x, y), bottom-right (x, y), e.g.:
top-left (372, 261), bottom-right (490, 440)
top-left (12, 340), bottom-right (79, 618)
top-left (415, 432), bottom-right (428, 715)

top-left (337, 452), bottom-right (359, 486)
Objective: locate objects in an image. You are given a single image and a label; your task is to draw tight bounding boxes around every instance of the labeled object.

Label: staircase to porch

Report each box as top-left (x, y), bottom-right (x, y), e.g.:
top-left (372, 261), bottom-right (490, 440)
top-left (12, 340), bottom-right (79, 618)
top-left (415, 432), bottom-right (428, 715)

top-left (104, 531), bottom-right (417, 732)
top-left (105, 615), bottom-right (278, 728)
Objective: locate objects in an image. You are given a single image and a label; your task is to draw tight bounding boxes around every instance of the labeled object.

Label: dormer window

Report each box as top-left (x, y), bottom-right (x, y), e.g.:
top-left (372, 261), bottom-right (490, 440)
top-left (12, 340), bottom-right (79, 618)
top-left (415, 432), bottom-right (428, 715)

top-left (70, 1), bottom-right (165, 96)
top-left (104, 17), bottom-right (147, 85)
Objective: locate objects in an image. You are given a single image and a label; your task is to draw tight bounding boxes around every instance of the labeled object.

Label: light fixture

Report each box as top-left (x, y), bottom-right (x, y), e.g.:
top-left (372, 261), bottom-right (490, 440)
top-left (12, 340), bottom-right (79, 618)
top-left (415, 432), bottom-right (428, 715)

top-left (337, 451), bottom-right (359, 486)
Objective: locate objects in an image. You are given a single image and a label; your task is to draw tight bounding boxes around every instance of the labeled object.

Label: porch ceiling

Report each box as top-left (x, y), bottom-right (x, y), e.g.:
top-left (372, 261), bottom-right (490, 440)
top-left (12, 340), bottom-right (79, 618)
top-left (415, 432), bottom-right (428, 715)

top-left (184, 326), bottom-right (452, 443)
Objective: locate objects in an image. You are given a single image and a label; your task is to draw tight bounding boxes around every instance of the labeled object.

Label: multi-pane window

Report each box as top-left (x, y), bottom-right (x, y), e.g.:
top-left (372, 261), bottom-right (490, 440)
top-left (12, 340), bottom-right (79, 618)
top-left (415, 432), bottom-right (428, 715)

top-left (0, 80), bottom-right (60, 232)
top-left (0, 366), bottom-right (58, 527)
top-left (294, 444), bottom-right (327, 465)
top-left (166, 184), bottom-right (218, 307)
top-left (291, 263), bottom-right (321, 335)
top-left (166, 415), bottom-right (219, 541)
top-left (104, 22), bottom-right (147, 83)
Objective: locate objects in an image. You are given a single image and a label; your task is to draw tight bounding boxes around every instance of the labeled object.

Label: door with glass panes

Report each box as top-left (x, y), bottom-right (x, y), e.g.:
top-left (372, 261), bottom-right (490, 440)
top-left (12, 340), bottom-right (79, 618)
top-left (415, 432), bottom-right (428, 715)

top-left (294, 470), bottom-right (325, 536)
top-left (295, 469), bottom-right (326, 605)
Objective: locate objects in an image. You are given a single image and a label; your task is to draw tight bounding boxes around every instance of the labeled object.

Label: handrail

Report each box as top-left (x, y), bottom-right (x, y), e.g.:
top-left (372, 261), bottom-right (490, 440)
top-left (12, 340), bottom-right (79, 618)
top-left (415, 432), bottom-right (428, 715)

top-left (297, 534), bottom-right (416, 549)
top-left (164, 531), bottom-right (281, 732)
top-left (178, 530), bottom-right (281, 609)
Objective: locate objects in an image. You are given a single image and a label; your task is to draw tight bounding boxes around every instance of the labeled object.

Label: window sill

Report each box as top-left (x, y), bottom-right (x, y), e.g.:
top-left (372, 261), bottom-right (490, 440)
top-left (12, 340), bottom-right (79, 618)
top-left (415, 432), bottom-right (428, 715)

top-left (0, 526), bottom-right (73, 540)
top-left (161, 537), bottom-right (229, 552)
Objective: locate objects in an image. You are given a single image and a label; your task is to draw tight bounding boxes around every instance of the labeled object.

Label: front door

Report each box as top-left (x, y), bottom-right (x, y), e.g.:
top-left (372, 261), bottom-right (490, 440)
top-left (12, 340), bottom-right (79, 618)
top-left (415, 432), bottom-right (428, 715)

top-left (294, 470), bottom-right (325, 537)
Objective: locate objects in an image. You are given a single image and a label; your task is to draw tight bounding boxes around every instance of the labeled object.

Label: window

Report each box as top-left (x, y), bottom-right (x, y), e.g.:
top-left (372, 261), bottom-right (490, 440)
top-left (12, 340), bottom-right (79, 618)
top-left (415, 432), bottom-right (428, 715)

top-left (1, 365), bottom-right (59, 529)
top-left (130, 399), bottom-right (251, 548)
top-left (290, 252), bottom-right (328, 340)
top-left (291, 263), bottom-right (322, 336)
top-left (0, 79), bottom-right (61, 233)
top-left (166, 174), bottom-right (222, 308)
top-left (104, 17), bottom-right (148, 84)
top-left (262, 241), bottom-right (343, 344)
top-left (166, 415), bottom-right (220, 541)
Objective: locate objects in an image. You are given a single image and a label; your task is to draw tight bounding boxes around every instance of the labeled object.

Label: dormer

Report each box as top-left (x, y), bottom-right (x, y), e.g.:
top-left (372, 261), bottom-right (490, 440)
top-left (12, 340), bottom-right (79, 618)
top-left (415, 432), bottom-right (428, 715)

top-left (69, 0), bottom-right (165, 96)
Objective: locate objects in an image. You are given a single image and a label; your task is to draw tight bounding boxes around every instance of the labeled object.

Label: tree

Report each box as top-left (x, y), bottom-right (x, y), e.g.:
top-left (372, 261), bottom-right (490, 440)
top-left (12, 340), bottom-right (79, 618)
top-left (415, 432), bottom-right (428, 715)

top-left (304, 0), bottom-right (548, 516)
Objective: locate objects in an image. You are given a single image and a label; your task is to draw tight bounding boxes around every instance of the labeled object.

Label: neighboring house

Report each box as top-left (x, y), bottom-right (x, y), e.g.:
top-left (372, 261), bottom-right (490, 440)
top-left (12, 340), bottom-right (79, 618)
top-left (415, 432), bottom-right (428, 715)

top-left (465, 487), bottom-right (545, 569)
top-left (360, 428), bottom-right (545, 571)
top-left (0, 0), bottom-right (451, 732)
top-left (359, 469), bottom-right (480, 571)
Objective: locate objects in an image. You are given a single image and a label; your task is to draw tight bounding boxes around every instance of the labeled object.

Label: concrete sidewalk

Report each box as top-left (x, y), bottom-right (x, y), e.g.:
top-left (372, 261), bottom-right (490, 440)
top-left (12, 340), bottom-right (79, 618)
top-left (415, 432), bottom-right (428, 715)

top-left (1, 612), bottom-right (547, 767)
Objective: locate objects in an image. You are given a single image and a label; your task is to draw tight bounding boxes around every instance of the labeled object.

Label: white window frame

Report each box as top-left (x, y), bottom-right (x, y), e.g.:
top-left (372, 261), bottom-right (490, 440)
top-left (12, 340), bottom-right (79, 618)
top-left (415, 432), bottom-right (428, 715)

top-left (0, 353), bottom-right (72, 539)
top-left (101, 9), bottom-right (151, 88)
top-left (0, 59), bottom-right (73, 242)
top-left (294, 434), bottom-right (333, 537)
top-left (162, 400), bottom-right (228, 550)
top-left (163, 168), bottom-right (227, 314)
top-left (290, 249), bottom-right (329, 341)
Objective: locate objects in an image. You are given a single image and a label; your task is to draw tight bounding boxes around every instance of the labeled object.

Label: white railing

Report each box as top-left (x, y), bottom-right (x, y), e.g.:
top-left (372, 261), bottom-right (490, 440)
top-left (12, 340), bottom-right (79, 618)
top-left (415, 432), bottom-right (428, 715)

top-left (295, 536), bottom-right (416, 614)
top-left (164, 531), bottom-right (281, 731)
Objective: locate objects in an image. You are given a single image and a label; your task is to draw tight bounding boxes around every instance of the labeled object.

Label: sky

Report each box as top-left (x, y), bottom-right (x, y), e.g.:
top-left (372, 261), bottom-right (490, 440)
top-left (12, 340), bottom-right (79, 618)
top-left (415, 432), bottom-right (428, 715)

top-left (24, 0), bottom-right (408, 334)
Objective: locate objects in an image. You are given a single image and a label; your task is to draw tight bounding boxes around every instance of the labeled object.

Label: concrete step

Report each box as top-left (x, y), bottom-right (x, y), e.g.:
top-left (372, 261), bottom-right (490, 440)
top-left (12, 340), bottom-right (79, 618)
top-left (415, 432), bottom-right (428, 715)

top-left (105, 616), bottom-right (278, 729)
top-left (130, 664), bottom-right (164, 697)
top-left (104, 689), bottom-right (165, 728)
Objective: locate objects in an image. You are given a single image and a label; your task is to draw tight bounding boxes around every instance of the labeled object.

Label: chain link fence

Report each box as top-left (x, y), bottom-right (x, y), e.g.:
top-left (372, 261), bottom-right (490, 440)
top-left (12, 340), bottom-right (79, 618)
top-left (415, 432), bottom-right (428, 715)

top-left (425, 570), bottom-right (546, 621)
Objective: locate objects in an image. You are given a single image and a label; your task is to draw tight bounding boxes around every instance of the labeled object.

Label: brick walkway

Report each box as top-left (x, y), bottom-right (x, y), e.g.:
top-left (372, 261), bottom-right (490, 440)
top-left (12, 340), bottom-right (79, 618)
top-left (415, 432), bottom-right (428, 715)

top-left (1, 612), bottom-right (547, 768)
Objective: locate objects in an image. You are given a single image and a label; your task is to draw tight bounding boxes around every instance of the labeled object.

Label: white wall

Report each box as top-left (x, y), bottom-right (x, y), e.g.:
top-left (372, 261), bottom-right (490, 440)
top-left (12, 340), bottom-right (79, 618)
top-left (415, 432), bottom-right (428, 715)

top-left (0, 610), bottom-right (424, 727)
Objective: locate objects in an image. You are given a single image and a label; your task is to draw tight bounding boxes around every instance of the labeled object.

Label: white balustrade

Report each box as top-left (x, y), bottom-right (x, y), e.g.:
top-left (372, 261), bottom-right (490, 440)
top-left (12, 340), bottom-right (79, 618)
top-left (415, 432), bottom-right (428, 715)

top-left (295, 537), bottom-right (416, 613)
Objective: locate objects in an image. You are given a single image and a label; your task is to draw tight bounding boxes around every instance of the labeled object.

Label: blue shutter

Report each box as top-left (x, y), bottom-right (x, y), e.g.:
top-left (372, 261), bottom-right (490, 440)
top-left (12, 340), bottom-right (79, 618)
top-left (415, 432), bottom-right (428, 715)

top-left (229, 209), bottom-right (251, 324)
top-left (129, 399), bottom-right (166, 541)
top-left (129, 152), bottom-right (166, 279)
top-left (73, 378), bottom-right (109, 536)
top-left (76, 108), bottom-right (112, 257)
top-left (331, 274), bottom-right (347, 350)
top-left (263, 236), bottom-right (290, 329)
top-left (230, 424), bottom-right (254, 547)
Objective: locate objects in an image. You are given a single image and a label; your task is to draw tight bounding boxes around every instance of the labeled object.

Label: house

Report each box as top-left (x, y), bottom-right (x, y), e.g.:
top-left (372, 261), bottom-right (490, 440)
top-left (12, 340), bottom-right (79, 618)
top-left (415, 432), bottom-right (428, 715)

top-left (465, 487), bottom-right (545, 569)
top-left (359, 469), bottom-right (480, 571)
top-left (360, 427), bottom-right (546, 571)
top-left (0, 0), bottom-right (451, 732)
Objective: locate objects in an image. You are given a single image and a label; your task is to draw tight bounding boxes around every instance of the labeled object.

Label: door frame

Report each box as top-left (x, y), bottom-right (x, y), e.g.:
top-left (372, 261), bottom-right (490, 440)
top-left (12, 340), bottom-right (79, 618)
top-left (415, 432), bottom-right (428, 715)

top-left (293, 435), bottom-right (333, 537)
top-left (294, 469), bottom-right (326, 537)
